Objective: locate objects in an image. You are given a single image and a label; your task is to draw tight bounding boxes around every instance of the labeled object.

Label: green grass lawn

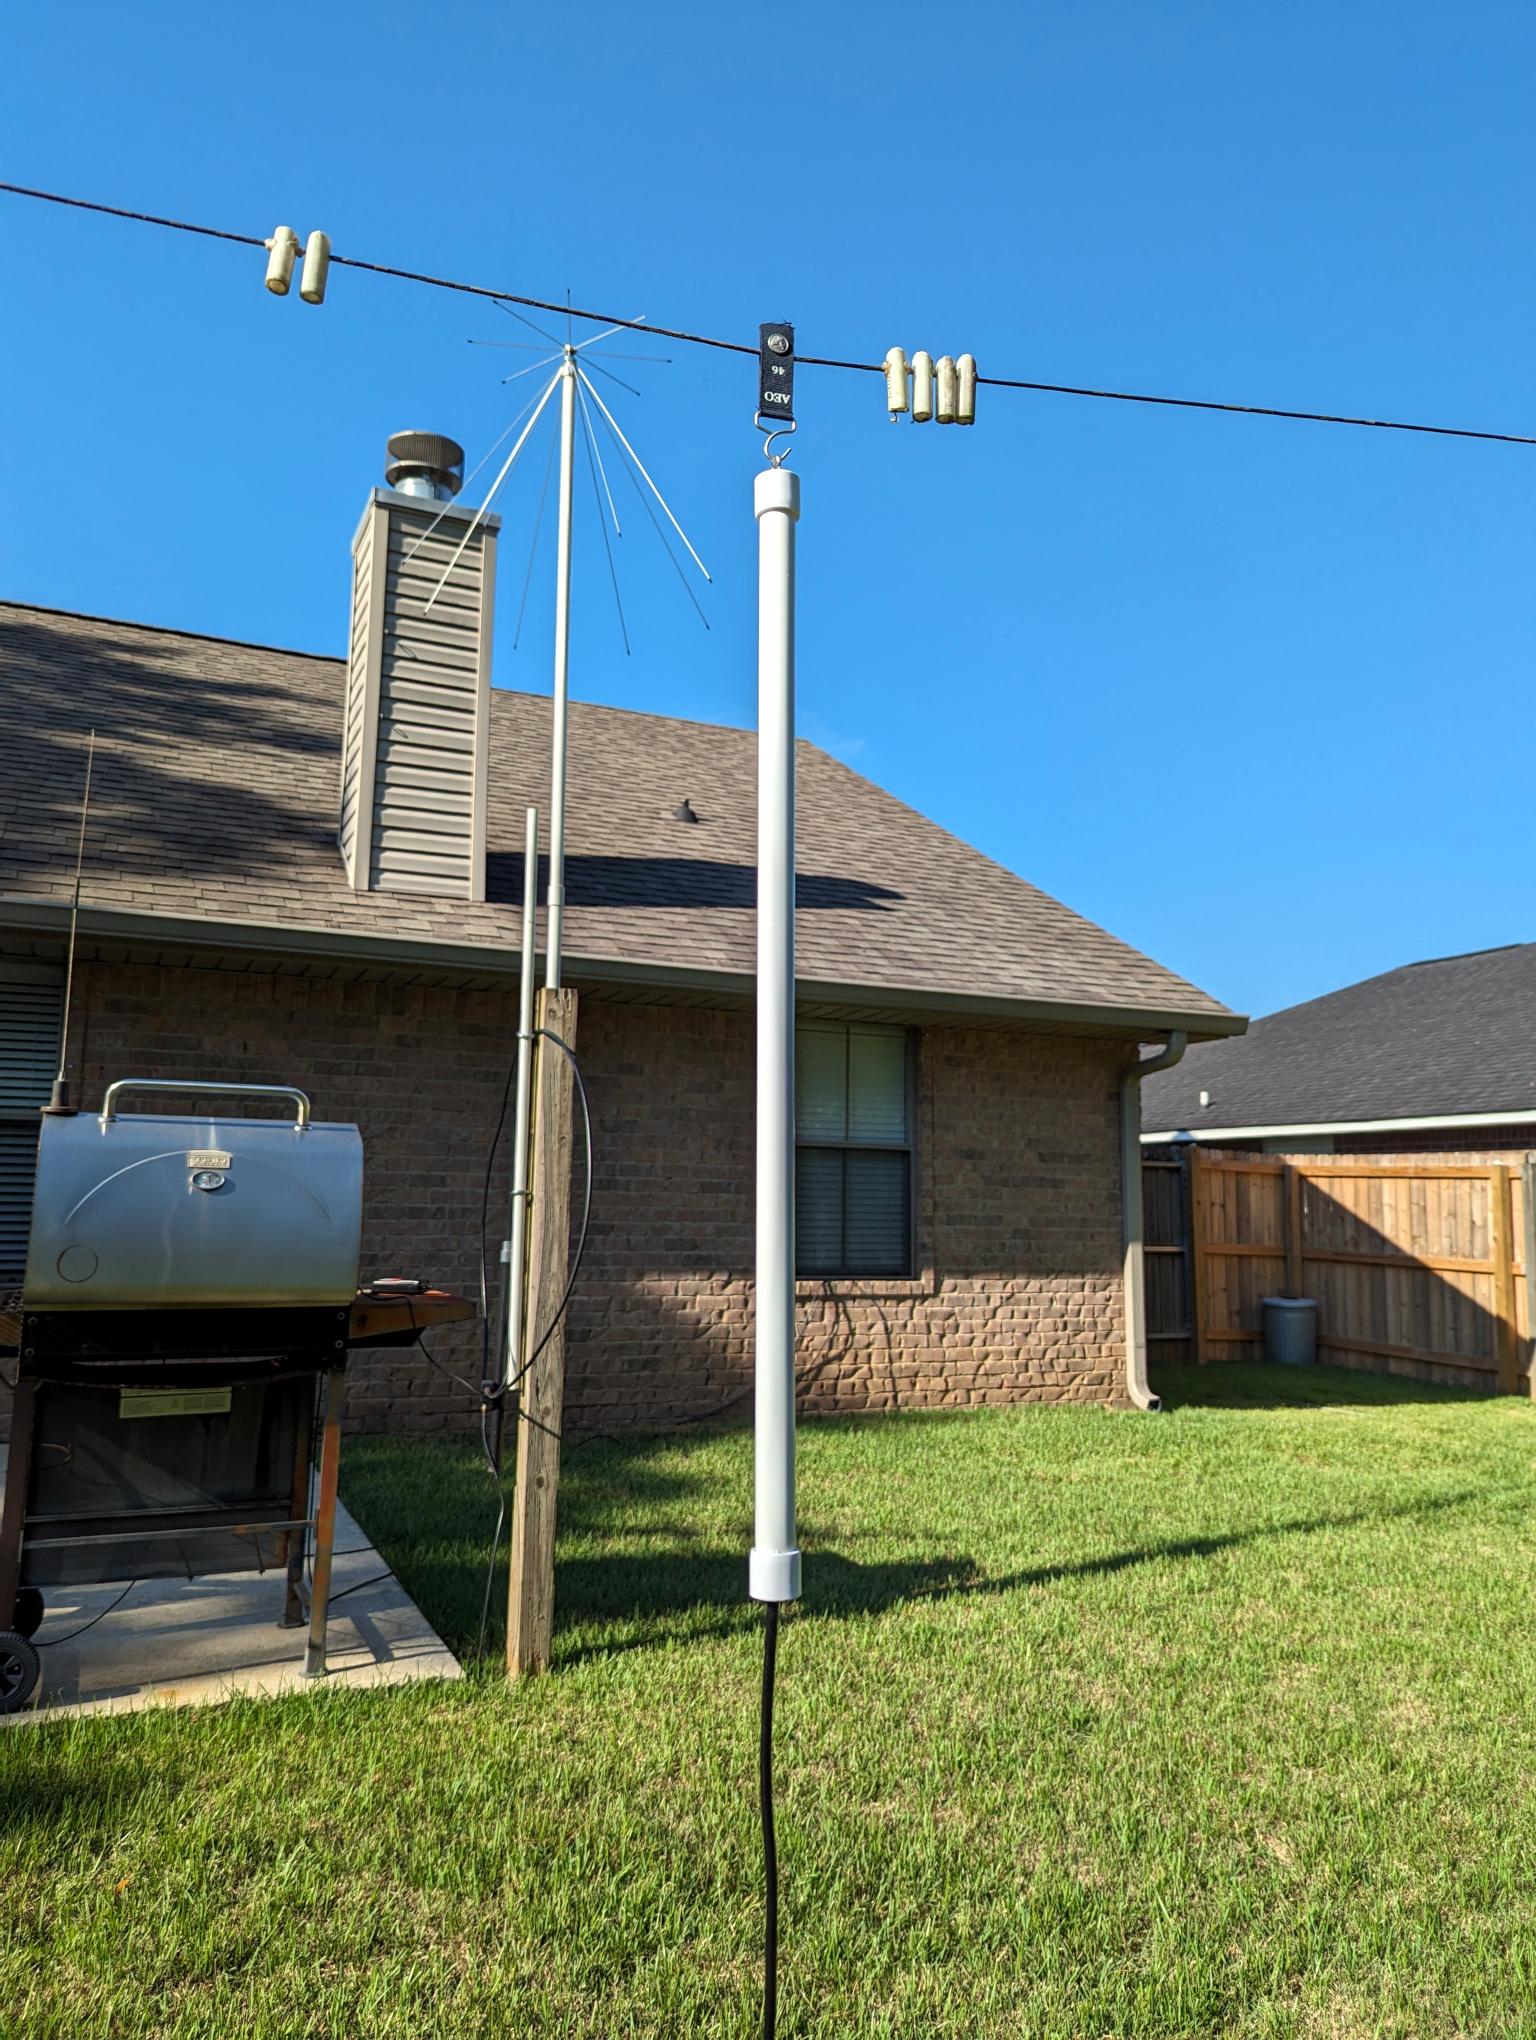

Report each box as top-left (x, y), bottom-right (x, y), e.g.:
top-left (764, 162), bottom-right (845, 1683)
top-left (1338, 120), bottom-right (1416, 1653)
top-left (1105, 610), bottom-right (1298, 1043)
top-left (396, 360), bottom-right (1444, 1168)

top-left (6, 1362), bottom-right (1536, 2038)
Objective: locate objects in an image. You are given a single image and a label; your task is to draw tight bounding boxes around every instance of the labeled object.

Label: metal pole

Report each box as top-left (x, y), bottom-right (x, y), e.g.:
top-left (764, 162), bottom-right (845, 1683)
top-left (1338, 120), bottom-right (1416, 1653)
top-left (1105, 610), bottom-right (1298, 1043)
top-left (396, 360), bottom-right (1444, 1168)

top-left (749, 462), bottom-right (802, 1607)
top-left (503, 804), bottom-right (540, 1393)
top-left (545, 349), bottom-right (577, 989)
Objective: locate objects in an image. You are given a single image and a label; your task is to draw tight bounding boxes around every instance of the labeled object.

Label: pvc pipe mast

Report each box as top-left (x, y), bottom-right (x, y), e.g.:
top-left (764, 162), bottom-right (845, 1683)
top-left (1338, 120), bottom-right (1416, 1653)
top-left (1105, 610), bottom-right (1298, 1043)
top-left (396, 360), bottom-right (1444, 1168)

top-left (502, 805), bottom-right (540, 1394)
top-left (750, 463), bottom-right (802, 1606)
top-left (1120, 1032), bottom-right (1187, 1411)
top-left (545, 350), bottom-right (578, 989)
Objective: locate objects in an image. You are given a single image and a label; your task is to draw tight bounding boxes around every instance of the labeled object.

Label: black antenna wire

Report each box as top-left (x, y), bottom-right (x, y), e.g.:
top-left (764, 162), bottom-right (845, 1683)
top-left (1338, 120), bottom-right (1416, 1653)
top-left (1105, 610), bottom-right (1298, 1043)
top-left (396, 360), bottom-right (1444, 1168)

top-left (4, 182), bottom-right (1535, 449)
top-left (760, 1601), bottom-right (781, 2040)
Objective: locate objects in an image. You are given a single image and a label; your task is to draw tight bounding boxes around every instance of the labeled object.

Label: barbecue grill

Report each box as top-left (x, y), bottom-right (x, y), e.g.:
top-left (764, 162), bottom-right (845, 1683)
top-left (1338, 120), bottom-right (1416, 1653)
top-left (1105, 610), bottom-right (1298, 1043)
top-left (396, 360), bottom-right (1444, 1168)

top-left (0, 1078), bottom-right (471, 1714)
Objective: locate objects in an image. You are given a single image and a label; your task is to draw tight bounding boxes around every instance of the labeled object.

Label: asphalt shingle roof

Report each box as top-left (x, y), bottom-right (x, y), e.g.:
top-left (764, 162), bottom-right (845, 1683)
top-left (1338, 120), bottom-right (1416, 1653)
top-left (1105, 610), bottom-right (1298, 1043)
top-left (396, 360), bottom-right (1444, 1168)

top-left (1144, 943), bottom-right (1536, 1132)
top-left (0, 602), bottom-right (1235, 1029)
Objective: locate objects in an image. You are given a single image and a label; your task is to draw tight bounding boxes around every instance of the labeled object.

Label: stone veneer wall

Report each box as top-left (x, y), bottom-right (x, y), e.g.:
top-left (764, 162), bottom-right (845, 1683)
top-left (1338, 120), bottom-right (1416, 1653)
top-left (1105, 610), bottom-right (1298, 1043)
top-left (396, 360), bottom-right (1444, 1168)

top-left (4, 962), bottom-right (1133, 1438)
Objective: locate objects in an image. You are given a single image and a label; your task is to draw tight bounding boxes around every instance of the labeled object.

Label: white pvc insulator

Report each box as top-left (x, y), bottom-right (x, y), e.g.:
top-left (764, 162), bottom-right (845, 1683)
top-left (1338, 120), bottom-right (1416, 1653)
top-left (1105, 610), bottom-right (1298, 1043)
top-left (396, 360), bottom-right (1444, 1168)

top-left (911, 351), bottom-right (934, 422)
top-left (545, 359), bottom-right (577, 988)
top-left (935, 355), bottom-right (958, 424)
top-left (750, 463), bottom-right (802, 1607)
top-left (883, 346), bottom-right (909, 416)
top-left (957, 353), bottom-right (977, 425)
top-left (265, 227), bottom-right (299, 296)
top-left (299, 230), bottom-right (331, 305)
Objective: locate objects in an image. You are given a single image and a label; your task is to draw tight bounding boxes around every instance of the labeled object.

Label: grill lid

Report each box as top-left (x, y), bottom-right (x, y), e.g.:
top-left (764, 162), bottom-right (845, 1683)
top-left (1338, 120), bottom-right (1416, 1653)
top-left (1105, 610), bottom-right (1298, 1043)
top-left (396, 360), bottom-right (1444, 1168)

top-left (24, 1091), bottom-right (363, 1313)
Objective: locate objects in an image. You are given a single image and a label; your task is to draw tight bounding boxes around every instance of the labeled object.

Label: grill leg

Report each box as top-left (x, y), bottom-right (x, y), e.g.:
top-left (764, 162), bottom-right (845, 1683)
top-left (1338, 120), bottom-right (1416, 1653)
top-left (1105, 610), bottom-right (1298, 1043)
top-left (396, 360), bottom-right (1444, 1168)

top-left (0, 1380), bottom-right (40, 1631)
top-left (281, 1376), bottom-right (316, 1628)
top-left (302, 1368), bottom-right (345, 1679)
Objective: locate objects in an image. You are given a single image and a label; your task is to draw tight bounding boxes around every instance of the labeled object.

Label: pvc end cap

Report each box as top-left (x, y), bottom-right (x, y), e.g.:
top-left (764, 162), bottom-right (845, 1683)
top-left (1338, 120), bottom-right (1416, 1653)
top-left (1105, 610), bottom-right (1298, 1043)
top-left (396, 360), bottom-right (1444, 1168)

top-left (754, 467), bottom-right (800, 520)
top-left (749, 1547), bottom-right (802, 1603)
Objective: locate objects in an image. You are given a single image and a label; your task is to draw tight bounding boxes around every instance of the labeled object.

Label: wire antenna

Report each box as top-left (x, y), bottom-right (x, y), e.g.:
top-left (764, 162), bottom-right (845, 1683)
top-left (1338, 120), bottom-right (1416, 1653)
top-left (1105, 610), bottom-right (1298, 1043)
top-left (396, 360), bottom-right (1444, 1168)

top-left (48, 728), bottom-right (96, 1114)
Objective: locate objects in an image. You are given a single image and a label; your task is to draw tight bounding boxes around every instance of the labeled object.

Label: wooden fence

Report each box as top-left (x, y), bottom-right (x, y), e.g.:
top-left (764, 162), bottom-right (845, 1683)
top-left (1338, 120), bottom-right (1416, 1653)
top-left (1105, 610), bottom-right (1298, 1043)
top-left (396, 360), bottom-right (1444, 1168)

top-left (1144, 1150), bottom-right (1535, 1395)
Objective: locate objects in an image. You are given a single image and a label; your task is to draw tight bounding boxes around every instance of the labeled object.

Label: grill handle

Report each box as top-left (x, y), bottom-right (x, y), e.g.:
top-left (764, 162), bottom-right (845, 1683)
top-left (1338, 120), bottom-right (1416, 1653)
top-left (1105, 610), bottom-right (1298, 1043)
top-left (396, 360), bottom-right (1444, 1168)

top-left (98, 1080), bottom-right (313, 1130)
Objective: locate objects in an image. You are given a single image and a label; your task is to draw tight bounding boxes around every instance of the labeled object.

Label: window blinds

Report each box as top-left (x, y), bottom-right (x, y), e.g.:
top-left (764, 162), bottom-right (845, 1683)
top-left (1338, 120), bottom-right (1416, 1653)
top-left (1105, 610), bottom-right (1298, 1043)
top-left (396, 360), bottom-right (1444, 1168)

top-left (0, 969), bottom-right (63, 1286)
top-left (795, 1024), bottom-right (911, 1278)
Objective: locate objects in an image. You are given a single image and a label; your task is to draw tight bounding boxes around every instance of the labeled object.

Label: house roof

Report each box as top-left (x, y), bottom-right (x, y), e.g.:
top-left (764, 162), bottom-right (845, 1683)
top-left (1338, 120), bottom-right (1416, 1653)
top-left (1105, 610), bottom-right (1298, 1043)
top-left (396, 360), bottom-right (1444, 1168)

top-left (0, 601), bottom-right (1238, 1035)
top-left (1144, 942), bottom-right (1536, 1134)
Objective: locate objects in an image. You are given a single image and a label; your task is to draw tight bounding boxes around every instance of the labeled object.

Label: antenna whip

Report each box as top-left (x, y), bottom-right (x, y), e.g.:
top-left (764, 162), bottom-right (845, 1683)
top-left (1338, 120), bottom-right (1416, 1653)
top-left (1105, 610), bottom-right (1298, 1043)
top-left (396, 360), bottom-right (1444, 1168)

top-left (48, 729), bottom-right (95, 1115)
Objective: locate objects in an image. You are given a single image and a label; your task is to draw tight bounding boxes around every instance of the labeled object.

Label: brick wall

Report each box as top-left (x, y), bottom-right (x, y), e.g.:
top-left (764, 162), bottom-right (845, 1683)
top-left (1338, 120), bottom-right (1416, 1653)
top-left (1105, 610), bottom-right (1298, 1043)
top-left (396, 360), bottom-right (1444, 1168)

top-left (5, 961), bottom-right (1133, 1439)
top-left (566, 1001), bottom-right (1130, 1427)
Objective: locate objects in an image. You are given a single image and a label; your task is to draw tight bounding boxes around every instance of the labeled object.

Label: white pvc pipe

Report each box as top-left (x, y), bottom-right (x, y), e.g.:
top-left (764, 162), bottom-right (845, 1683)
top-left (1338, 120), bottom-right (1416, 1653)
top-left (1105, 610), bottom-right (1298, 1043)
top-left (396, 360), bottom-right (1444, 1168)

top-left (750, 464), bottom-right (802, 1606)
top-left (503, 804), bottom-right (540, 1391)
top-left (545, 354), bottom-right (578, 989)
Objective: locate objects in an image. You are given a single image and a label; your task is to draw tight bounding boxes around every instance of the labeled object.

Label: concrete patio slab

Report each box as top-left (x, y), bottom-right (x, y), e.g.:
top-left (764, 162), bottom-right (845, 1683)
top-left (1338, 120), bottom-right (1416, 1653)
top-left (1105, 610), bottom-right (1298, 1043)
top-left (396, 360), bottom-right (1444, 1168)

top-left (1, 1492), bottom-right (461, 1724)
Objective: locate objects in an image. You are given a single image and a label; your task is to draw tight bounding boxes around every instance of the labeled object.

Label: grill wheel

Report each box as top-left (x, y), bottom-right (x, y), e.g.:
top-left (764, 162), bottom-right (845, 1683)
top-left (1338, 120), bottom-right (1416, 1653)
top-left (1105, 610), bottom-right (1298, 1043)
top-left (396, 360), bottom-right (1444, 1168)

top-left (0, 1632), bottom-right (41, 1714)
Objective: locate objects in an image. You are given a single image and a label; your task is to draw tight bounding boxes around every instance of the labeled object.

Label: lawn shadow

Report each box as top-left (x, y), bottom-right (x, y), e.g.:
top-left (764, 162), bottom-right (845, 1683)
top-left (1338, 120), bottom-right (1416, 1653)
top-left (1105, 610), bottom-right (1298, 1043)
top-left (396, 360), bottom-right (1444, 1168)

top-left (552, 1483), bottom-right (1497, 1668)
top-left (906, 1484), bottom-right (1493, 1608)
top-left (0, 1760), bottom-right (115, 1832)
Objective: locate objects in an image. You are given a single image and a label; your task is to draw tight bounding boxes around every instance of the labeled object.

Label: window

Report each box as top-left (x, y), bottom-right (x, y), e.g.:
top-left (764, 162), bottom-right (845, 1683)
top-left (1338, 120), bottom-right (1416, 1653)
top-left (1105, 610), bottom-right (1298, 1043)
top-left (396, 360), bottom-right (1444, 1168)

top-left (0, 965), bottom-right (63, 1290)
top-left (795, 1023), bottom-right (913, 1278)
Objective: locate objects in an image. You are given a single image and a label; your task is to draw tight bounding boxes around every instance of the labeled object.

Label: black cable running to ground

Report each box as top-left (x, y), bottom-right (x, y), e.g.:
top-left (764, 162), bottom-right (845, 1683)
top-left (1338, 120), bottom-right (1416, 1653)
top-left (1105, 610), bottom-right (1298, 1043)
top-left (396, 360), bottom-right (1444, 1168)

top-left (327, 1569), bottom-right (395, 1607)
top-left (474, 1023), bottom-right (595, 1644)
top-left (3, 180), bottom-right (1534, 447)
top-left (501, 1026), bottom-right (594, 1401)
top-left (759, 1601), bottom-right (781, 2040)
top-left (36, 1580), bottom-right (137, 1648)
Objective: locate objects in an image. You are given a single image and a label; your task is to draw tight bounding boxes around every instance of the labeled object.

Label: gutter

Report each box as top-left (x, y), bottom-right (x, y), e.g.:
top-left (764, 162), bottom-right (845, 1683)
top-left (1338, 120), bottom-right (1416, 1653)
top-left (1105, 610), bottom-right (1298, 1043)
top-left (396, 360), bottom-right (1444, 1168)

top-left (1121, 1032), bottom-right (1188, 1412)
top-left (0, 895), bottom-right (1245, 1041)
top-left (1141, 1107), bottom-right (1536, 1144)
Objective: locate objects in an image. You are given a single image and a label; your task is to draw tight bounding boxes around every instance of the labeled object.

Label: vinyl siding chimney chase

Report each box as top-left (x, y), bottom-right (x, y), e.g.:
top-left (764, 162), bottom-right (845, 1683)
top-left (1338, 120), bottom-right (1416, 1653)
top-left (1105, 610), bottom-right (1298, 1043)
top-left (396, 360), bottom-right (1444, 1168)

top-left (339, 490), bottom-right (499, 900)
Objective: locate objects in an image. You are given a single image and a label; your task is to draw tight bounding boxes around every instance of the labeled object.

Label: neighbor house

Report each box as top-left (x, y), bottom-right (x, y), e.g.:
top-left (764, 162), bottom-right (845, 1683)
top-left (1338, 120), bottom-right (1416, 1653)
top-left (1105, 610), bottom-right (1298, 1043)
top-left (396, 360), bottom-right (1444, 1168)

top-left (1144, 944), bottom-right (1536, 1155)
top-left (0, 447), bottom-right (1242, 1437)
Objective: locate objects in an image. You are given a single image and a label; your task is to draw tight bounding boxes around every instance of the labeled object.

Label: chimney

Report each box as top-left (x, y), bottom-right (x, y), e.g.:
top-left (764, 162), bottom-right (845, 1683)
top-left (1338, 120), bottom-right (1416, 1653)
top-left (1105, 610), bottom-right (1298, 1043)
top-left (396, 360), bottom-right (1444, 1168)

top-left (338, 431), bottom-right (499, 900)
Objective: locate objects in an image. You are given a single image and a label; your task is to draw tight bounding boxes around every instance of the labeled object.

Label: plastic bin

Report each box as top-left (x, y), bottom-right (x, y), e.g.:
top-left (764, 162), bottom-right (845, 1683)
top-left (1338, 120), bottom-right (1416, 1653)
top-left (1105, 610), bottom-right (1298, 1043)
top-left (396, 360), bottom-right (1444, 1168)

top-left (1262, 1297), bottom-right (1318, 1368)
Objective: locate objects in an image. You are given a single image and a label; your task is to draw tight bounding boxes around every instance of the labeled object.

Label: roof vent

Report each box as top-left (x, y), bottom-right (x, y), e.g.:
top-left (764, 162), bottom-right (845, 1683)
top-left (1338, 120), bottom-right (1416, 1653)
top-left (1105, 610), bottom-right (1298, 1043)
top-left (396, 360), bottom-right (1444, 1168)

top-left (383, 431), bottom-right (465, 502)
top-left (673, 799), bottom-right (700, 824)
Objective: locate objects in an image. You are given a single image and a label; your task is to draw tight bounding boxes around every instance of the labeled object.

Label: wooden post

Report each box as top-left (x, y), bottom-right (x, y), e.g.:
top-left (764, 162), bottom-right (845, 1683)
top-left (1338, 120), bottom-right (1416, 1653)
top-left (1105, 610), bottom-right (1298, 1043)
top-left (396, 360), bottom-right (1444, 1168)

top-left (507, 985), bottom-right (580, 1678)
top-left (1490, 1165), bottom-right (1520, 1395)
top-left (1285, 1165), bottom-right (1305, 1299)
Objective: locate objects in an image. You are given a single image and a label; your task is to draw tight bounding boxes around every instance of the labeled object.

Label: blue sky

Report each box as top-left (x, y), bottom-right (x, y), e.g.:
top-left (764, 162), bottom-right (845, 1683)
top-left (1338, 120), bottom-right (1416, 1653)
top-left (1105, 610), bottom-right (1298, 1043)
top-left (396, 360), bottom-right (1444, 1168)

top-left (6, 2), bottom-right (1532, 1019)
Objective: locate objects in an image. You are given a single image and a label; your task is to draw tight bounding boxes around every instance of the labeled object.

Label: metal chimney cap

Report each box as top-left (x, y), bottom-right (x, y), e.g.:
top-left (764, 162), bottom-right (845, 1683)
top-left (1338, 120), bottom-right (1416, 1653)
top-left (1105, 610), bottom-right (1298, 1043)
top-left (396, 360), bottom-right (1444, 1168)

top-left (384, 430), bottom-right (465, 500)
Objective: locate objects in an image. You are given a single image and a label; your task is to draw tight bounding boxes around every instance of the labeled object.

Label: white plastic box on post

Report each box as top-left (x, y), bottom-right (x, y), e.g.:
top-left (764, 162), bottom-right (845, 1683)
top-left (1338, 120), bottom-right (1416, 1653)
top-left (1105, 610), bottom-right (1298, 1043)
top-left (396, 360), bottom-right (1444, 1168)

top-left (750, 463), bottom-right (802, 1608)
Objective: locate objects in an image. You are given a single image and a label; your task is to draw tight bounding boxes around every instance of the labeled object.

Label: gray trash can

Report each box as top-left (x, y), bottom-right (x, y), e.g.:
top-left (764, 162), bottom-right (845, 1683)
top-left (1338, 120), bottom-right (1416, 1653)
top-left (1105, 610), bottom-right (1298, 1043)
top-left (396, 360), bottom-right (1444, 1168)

top-left (1262, 1297), bottom-right (1318, 1367)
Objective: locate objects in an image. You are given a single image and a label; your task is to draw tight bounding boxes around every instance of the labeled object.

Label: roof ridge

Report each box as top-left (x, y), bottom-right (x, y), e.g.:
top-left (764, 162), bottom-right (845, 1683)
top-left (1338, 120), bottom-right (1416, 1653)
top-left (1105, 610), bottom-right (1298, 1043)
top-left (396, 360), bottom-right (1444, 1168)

top-left (492, 689), bottom-right (752, 741)
top-left (0, 598), bottom-right (345, 666)
top-left (1403, 941), bottom-right (1532, 969)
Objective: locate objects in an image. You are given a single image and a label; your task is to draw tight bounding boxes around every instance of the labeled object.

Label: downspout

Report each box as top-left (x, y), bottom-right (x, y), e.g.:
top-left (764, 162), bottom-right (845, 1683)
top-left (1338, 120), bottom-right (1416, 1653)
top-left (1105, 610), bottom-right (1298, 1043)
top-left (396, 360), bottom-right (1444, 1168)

top-left (1120, 1032), bottom-right (1187, 1411)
